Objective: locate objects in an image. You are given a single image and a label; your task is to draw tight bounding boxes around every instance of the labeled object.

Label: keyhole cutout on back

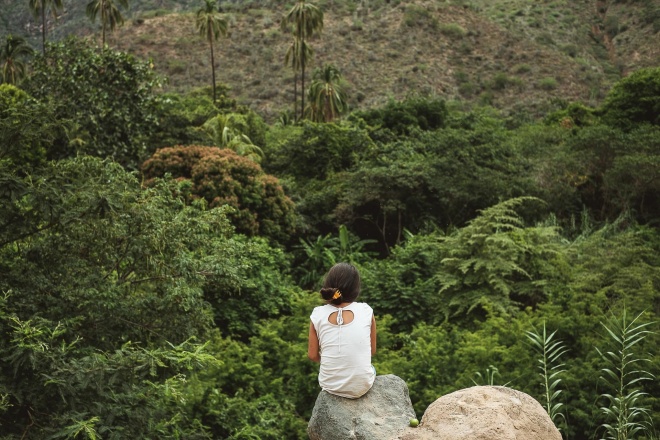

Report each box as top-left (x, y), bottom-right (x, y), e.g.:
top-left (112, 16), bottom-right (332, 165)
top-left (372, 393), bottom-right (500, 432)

top-left (328, 310), bottom-right (354, 325)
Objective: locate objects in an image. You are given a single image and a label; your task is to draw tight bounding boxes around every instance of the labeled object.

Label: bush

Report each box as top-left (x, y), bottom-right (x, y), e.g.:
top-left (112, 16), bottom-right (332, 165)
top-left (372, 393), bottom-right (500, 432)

top-left (439, 23), bottom-right (467, 38)
top-left (458, 81), bottom-right (477, 97)
top-left (403, 5), bottom-right (439, 29)
top-left (142, 146), bottom-right (296, 242)
top-left (350, 97), bottom-right (448, 136)
top-left (604, 15), bottom-right (620, 37)
top-left (489, 72), bottom-right (513, 91)
top-left (512, 63), bottom-right (532, 74)
top-left (264, 121), bottom-right (375, 181)
top-left (537, 77), bottom-right (558, 90)
top-left (600, 66), bottom-right (660, 129)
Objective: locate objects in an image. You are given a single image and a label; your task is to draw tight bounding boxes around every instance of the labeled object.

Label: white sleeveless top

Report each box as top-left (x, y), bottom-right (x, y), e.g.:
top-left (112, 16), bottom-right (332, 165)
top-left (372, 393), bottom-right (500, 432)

top-left (310, 302), bottom-right (375, 398)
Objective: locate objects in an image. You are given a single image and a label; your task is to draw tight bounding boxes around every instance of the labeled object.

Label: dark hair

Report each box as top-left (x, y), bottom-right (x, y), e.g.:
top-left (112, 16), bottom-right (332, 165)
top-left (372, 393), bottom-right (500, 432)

top-left (320, 262), bottom-right (361, 305)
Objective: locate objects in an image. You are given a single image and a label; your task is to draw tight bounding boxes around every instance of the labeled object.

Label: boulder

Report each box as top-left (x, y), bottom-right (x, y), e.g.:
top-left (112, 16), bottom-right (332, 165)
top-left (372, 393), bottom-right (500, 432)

top-left (307, 374), bottom-right (416, 440)
top-left (393, 386), bottom-right (562, 440)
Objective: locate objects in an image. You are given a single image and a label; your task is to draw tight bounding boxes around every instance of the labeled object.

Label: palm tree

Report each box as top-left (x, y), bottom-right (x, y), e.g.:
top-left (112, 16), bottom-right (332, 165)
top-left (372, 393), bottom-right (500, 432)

top-left (28, 0), bottom-right (63, 55)
top-left (196, 0), bottom-right (228, 104)
top-left (0, 35), bottom-right (34, 85)
top-left (86, 0), bottom-right (129, 47)
top-left (281, 0), bottom-right (323, 120)
top-left (202, 113), bottom-right (264, 162)
top-left (284, 37), bottom-right (313, 120)
top-left (307, 64), bottom-right (348, 122)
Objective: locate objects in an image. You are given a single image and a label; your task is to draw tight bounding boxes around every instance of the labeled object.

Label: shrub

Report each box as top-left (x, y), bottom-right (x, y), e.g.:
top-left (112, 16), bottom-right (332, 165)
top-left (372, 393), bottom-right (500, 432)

top-left (351, 97), bottom-right (448, 136)
top-left (538, 77), bottom-right (559, 90)
top-left (513, 63), bottom-right (532, 74)
top-left (142, 146), bottom-right (296, 242)
top-left (439, 23), bottom-right (467, 38)
top-left (458, 82), bottom-right (477, 97)
top-left (403, 5), bottom-right (439, 29)
top-left (489, 72), bottom-right (512, 91)
top-left (264, 121), bottom-right (375, 180)
top-left (604, 15), bottom-right (620, 37)
top-left (600, 66), bottom-right (660, 129)
top-left (561, 43), bottom-right (579, 58)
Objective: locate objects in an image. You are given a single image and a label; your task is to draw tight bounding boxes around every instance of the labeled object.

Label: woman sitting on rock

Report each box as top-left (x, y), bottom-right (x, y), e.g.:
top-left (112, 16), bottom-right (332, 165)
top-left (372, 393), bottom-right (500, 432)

top-left (308, 262), bottom-right (377, 398)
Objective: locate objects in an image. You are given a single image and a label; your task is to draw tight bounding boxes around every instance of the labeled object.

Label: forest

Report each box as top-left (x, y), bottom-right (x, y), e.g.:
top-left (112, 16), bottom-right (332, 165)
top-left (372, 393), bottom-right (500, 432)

top-left (1, 0), bottom-right (659, 439)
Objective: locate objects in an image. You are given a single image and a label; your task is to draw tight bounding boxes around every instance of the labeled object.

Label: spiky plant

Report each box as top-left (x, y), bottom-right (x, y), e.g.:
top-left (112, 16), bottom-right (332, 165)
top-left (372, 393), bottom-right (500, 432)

top-left (0, 35), bottom-right (34, 85)
top-left (201, 113), bottom-right (264, 162)
top-left (470, 365), bottom-right (510, 386)
top-left (597, 309), bottom-right (655, 440)
top-left (526, 322), bottom-right (568, 428)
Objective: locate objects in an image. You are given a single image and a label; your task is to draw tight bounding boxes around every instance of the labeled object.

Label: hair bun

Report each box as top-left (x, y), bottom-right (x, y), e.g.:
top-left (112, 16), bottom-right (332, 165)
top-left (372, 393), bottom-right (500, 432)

top-left (320, 287), bottom-right (337, 301)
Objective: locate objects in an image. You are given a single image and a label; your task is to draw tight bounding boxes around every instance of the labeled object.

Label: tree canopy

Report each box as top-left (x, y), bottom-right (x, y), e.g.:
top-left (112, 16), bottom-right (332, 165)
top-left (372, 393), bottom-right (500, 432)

top-left (0, 37), bottom-right (658, 440)
top-left (22, 38), bottom-right (161, 170)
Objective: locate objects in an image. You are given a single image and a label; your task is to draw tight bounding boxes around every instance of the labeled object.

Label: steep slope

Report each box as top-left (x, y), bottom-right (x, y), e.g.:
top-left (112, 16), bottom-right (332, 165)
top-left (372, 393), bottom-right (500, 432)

top-left (1, 0), bottom-right (658, 120)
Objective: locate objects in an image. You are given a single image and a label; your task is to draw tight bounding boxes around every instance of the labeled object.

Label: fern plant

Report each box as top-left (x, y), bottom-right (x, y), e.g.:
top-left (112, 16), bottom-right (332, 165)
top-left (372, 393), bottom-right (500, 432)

top-left (433, 197), bottom-right (559, 320)
top-left (526, 322), bottom-right (567, 429)
top-left (597, 309), bottom-right (655, 440)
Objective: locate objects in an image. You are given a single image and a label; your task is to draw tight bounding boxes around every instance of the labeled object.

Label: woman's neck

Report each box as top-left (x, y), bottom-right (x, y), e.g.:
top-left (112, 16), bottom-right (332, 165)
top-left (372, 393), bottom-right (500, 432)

top-left (331, 301), bottom-right (352, 308)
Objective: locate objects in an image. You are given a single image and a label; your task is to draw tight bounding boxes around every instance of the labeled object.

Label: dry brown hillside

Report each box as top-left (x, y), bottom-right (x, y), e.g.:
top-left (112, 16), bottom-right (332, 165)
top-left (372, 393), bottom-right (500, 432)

top-left (106, 0), bottom-right (659, 120)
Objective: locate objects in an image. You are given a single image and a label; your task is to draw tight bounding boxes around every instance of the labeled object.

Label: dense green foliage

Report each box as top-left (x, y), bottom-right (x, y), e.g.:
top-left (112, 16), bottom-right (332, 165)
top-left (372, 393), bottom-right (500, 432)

top-left (601, 66), bottom-right (660, 129)
top-left (0, 157), bottom-right (226, 437)
top-left (351, 97), bottom-right (448, 135)
top-left (1, 38), bottom-right (658, 440)
top-left (0, 84), bottom-right (60, 169)
top-left (142, 145), bottom-right (296, 243)
top-left (22, 38), bottom-right (161, 170)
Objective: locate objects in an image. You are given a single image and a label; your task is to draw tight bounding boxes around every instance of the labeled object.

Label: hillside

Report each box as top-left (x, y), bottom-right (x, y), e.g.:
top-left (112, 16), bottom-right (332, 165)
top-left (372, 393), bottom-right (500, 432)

top-left (1, 0), bottom-right (658, 120)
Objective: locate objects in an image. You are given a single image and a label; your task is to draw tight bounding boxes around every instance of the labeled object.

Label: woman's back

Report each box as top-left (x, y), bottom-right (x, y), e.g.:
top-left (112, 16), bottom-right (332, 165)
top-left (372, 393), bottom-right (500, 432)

top-left (310, 302), bottom-right (375, 398)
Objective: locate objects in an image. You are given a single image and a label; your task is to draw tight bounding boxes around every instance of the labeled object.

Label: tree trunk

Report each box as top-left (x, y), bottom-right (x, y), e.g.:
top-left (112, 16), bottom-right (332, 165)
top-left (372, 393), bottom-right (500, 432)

top-left (41, 4), bottom-right (46, 55)
top-left (293, 73), bottom-right (298, 121)
top-left (301, 57), bottom-right (306, 120)
top-left (210, 36), bottom-right (216, 103)
top-left (102, 0), bottom-right (107, 46)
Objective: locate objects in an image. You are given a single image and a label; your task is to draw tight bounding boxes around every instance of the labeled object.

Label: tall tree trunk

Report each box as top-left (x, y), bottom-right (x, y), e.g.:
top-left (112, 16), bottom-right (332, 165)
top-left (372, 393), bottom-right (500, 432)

top-left (41, 4), bottom-right (46, 55)
top-left (324, 93), bottom-right (332, 122)
top-left (293, 73), bottom-right (298, 121)
top-left (301, 54), bottom-right (306, 120)
top-left (210, 36), bottom-right (216, 103)
top-left (102, 0), bottom-right (107, 46)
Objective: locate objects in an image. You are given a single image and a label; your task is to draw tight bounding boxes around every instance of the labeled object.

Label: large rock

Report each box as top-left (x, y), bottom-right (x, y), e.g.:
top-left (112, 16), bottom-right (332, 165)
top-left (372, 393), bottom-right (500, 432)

top-left (394, 386), bottom-right (562, 440)
top-left (307, 374), bottom-right (416, 440)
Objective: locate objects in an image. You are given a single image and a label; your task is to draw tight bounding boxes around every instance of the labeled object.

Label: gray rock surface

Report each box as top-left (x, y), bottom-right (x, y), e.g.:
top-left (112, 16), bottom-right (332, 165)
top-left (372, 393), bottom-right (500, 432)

top-left (307, 374), bottom-right (416, 440)
top-left (393, 386), bottom-right (562, 440)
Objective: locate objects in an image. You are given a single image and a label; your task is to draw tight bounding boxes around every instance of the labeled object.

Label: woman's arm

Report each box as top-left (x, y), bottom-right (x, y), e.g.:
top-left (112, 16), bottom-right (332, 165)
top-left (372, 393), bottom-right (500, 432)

top-left (370, 314), bottom-right (377, 356)
top-left (308, 321), bottom-right (321, 363)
